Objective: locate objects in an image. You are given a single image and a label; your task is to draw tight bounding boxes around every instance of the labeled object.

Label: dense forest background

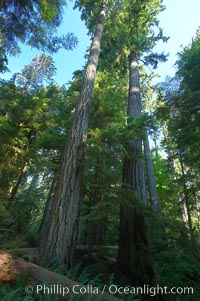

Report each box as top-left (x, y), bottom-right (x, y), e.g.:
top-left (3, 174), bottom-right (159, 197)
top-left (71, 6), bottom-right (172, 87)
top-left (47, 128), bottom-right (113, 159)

top-left (0, 0), bottom-right (199, 300)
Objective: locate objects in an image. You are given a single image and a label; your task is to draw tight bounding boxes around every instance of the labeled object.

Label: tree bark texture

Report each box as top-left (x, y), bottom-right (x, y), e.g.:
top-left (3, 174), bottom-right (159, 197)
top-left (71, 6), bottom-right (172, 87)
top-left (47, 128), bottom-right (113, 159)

top-left (143, 132), bottom-right (162, 217)
top-left (38, 177), bottom-right (58, 238)
top-left (123, 51), bottom-right (147, 203)
top-left (39, 6), bottom-right (106, 268)
top-left (117, 51), bottom-right (155, 285)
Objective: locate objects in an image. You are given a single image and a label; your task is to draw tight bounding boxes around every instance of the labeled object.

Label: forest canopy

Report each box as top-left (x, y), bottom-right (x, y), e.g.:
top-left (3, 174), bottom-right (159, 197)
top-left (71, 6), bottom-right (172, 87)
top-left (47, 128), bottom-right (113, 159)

top-left (0, 0), bottom-right (78, 72)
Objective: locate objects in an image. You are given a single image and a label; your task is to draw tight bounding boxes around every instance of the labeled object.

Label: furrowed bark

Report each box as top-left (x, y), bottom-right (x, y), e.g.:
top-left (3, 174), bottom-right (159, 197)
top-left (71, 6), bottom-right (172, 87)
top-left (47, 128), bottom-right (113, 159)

top-left (39, 5), bottom-right (106, 268)
top-left (117, 51), bottom-right (155, 285)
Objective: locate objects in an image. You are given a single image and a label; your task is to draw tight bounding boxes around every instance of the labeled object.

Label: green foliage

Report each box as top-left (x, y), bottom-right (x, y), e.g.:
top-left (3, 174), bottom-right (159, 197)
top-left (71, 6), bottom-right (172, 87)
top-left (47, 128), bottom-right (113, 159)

top-left (75, 0), bottom-right (168, 74)
top-left (24, 226), bottom-right (40, 247)
top-left (0, 68), bottom-right (75, 196)
top-left (0, 61), bottom-right (78, 240)
top-left (155, 29), bottom-right (200, 236)
top-left (157, 30), bottom-right (200, 170)
top-left (176, 28), bottom-right (200, 92)
top-left (0, 48), bottom-right (8, 73)
top-left (0, 0), bottom-right (78, 73)
top-left (79, 70), bottom-right (127, 246)
top-left (151, 154), bottom-right (179, 217)
top-left (13, 54), bottom-right (57, 92)
top-left (67, 263), bottom-right (103, 286)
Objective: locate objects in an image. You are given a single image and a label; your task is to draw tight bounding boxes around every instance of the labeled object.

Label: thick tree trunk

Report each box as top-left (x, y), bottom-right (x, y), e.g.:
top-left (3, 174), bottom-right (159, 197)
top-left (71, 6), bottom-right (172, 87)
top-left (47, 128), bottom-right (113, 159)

top-left (117, 51), bottom-right (155, 285)
top-left (143, 132), bottom-right (162, 217)
top-left (39, 5), bottom-right (106, 268)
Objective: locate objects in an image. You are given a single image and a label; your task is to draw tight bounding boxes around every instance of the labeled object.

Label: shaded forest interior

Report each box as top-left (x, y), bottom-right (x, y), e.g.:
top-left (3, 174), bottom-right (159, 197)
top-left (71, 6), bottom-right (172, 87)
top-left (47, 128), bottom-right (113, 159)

top-left (0, 1), bottom-right (200, 300)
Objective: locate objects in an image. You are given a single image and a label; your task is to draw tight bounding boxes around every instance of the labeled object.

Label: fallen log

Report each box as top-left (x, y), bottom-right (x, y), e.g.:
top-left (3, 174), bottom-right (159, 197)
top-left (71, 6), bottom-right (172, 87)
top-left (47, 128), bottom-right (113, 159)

top-left (77, 246), bottom-right (118, 251)
top-left (4, 247), bottom-right (39, 258)
top-left (3, 245), bottom-right (118, 263)
top-left (0, 251), bottom-right (121, 301)
top-left (4, 246), bottom-right (118, 256)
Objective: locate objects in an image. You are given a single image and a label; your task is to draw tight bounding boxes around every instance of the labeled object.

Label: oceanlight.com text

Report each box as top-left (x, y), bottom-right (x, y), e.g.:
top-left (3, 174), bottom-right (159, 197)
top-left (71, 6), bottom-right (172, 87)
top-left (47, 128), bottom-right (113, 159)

top-left (24, 283), bottom-right (194, 297)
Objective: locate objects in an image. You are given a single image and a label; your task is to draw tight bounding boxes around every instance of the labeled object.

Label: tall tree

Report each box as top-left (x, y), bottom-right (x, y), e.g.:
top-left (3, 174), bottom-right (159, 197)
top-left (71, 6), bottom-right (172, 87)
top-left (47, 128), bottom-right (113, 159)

top-left (75, 0), bottom-right (167, 283)
top-left (117, 50), bottom-right (155, 284)
top-left (39, 3), bottom-right (107, 267)
top-left (101, 0), bottom-right (167, 283)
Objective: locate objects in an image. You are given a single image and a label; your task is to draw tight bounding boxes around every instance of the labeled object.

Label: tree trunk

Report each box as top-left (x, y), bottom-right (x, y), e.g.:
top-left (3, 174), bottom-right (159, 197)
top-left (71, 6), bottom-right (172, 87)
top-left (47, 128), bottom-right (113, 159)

top-left (196, 195), bottom-right (200, 230)
top-left (143, 132), bottom-right (162, 217)
top-left (39, 5), bottom-right (106, 268)
top-left (179, 156), bottom-right (193, 236)
top-left (87, 157), bottom-right (107, 251)
top-left (117, 51), bottom-right (155, 285)
top-left (8, 160), bottom-right (29, 202)
top-left (168, 151), bottom-right (190, 224)
top-left (25, 173), bottom-right (39, 206)
top-left (178, 193), bottom-right (188, 223)
top-left (38, 176), bottom-right (58, 238)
